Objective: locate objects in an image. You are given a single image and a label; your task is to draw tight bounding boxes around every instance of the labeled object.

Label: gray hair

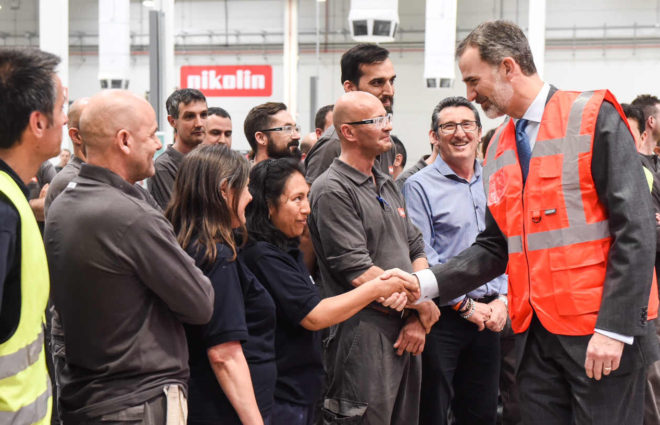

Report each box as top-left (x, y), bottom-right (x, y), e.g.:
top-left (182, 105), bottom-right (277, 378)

top-left (456, 20), bottom-right (537, 76)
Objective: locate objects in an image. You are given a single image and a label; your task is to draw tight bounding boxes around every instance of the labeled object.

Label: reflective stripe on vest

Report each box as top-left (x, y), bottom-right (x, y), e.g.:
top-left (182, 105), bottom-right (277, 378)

top-left (0, 329), bottom-right (44, 380)
top-left (0, 170), bottom-right (52, 423)
top-left (0, 381), bottom-right (51, 425)
top-left (483, 92), bottom-right (609, 253)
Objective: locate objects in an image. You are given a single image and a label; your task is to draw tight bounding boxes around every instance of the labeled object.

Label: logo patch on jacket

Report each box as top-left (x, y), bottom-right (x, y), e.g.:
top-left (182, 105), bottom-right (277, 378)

top-left (397, 207), bottom-right (406, 218)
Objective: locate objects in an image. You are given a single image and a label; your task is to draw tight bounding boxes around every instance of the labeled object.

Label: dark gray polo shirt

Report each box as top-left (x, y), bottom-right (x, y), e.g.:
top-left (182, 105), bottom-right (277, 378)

top-left (308, 158), bottom-right (426, 299)
top-left (304, 125), bottom-right (397, 185)
top-left (148, 145), bottom-right (184, 210)
top-left (44, 155), bottom-right (84, 215)
top-left (45, 163), bottom-right (213, 422)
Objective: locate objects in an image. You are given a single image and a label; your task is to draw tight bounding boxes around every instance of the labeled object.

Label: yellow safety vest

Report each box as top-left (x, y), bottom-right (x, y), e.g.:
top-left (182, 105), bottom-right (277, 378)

top-left (0, 170), bottom-right (52, 425)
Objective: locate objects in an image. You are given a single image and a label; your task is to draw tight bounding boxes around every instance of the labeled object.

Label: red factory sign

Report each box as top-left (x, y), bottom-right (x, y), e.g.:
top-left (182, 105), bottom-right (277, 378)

top-left (180, 65), bottom-right (272, 97)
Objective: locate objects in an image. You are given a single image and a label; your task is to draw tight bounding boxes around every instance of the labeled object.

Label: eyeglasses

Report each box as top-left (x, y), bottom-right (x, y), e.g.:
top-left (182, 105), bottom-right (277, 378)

top-left (345, 113), bottom-right (393, 130)
top-left (437, 120), bottom-right (479, 135)
top-left (260, 124), bottom-right (301, 136)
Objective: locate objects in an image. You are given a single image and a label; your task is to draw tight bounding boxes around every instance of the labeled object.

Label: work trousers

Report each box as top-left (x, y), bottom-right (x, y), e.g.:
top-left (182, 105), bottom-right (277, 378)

top-left (419, 306), bottom-right (500, 425)
top-left (74, 386), bottom-right (187, 425)
top-left (518, 317), bottom-right (646, 425)
top-left (644, 318), bottom-right (660, 425)
top-left (320, 309), bottom-right (421, 425)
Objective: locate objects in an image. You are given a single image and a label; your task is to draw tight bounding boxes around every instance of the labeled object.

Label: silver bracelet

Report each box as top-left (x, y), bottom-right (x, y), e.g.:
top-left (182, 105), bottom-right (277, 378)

top-left (460, 299), bottom-right (475, 320)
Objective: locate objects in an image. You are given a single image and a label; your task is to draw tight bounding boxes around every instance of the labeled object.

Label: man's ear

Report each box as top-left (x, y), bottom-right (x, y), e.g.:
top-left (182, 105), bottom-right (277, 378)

top-left (339, 123), bottom-right (354, 141)
top-left (394, 153), bottom-right (403, 167)
top-left (501, 57), bottom-right (517, 80)
top-left (167, 115), bottom-right (176, 130)
top-left (255, 131), bottom-right (268, 147)
top-left (428, 129), bottom-right (439, 145)
top-left (28, 110), bottom-right (48, 138)
top-left (343, 80), bottom-right (357, 93)
top-left (117, 129), bottom-right (131, 154)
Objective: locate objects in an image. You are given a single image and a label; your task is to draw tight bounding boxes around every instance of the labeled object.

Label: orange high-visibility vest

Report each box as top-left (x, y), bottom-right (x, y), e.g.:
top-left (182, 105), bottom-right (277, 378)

top-left (483, 89), bottom-right (659, 335)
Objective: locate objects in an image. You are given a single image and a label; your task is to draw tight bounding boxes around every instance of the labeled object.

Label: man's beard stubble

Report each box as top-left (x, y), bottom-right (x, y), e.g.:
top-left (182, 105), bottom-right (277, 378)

top-left (266, 137), bottom-right (302, 161)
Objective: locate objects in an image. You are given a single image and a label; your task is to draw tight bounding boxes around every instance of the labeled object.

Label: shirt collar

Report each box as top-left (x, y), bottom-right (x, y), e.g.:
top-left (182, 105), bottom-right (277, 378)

top-left (432, 154), bottom-right (482, 183)
top-left (332, 158), bottom-right (388, 187)
top-left (77, 163), bottom-right (144, 198)
top-left (521, 82), bottom-right (550, 124)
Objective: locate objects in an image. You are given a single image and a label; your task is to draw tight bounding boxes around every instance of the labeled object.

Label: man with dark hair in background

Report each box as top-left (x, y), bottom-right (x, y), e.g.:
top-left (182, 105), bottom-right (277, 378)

top-left (204, 106), bottom-right (232, 147)
top-left (314, 104), bottom-right (334, 139)
top-left (391, 135), bottom-right (407, 179)
top-left (0, 47), bottom-right (67, 425)
top-left (148, 88), bottom-right (207, 209)
top-left (244, 102), bottom-right (301, 164)
top-left (304, 44), bottom-right (398, 184)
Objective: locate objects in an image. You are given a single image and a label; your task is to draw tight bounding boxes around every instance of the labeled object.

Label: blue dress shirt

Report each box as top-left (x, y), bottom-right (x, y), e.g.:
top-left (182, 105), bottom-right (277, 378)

top-left (403, 155), bottom-right (507, 306)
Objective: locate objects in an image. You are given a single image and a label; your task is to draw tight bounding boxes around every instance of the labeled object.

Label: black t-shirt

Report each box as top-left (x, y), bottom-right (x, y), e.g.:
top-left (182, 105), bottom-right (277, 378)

top-left (240, 239), bottom-right (323, 406)
top-left (186, 242), bottom-right (277, 424)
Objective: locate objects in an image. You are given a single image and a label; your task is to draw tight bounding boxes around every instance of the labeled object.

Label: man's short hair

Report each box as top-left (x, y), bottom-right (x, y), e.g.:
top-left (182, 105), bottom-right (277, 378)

top-left (208, 106), bottom-right (231, 120)
top-left (166, 88), bottom-right (206, 119)
top-left (622, 103), bottom-right (645, 131)
top-left (391, 135), bottom-right (407, 168)
top-left (456, 20), bottom-right (537, 76)
top-left (431, 96), bottom-right (482, 132)
top-left (243, 102), bottom-right (287, 152)
top-left (315, 104), bottom-right (334, 131)
top-left (631, 94), bottom-right (660, 124)
top-left (0, 48), bottom-right (60, 149)
top-left (340, 44), bottom-right (390, 86)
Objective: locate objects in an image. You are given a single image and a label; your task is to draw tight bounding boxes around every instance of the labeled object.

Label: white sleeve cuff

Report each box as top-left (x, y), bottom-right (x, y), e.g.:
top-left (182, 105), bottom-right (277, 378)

top-left (594, 328), bottom-right (634, 345)
top-left (413, 268), bottom-right (439, 304)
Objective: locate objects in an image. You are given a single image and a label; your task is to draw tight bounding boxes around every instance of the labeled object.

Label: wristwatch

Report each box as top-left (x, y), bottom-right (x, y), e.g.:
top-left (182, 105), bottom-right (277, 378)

top-left (497, 294), bottom-right (508, 308)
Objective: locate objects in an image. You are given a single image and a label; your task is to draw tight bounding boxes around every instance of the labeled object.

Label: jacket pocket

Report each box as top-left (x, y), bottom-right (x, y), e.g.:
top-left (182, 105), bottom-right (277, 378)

top-left (321, 398), bottom-right (368, 424)
top-left (549, 243), bottom-right (605, 316)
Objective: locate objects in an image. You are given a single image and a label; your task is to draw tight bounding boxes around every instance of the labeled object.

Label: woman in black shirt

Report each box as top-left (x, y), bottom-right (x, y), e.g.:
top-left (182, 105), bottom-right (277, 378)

top-left (241, 158), bottom-right (412, 425)
top-left (166, 144), bottom-right (276, 425)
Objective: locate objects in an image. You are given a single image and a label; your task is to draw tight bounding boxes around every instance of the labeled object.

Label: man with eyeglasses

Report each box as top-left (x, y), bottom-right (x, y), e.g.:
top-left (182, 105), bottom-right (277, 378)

top-left (402, 97), bottom-right (507, 425)
top-left (308, 91), bottom-right (439, 424)
top-left (244, 102), bottom-right (301, 164)
top-left (304, 44), bottom-right (399, 185)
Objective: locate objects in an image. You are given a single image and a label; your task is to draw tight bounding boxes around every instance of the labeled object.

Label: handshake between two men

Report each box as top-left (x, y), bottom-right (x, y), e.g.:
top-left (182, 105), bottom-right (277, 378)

top-left (373, 268), bottom-right (508, 350)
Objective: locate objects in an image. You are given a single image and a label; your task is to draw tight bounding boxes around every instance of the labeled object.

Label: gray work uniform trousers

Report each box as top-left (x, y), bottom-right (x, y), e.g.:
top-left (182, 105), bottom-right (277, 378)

top-left (320, 308), bottom-right (421, 425)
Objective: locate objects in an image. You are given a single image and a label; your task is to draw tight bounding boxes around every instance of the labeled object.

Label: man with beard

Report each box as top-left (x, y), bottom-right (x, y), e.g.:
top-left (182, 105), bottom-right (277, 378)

top-left (149, 89), bottom-right (207, 209)
top-left (305, 44), bottom-right (397, 185)
top-left (401, 20), bottom-right (659, 425)
top-left (243, 102), bottom-right (301, 164)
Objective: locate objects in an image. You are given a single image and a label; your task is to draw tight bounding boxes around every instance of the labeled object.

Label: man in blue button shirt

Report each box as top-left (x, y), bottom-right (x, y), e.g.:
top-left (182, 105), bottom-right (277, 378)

top-left (403, 96), bottom-right (508, 425)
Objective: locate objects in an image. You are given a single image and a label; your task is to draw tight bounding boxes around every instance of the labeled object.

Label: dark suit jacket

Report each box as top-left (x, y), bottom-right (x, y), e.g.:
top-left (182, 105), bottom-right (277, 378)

top-left (429, 86), bottom-right (660, 371)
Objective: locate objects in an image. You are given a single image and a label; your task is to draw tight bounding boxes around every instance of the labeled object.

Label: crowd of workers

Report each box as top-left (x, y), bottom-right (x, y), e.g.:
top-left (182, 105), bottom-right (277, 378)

top-left (1, 19), bottom-right (660, 425)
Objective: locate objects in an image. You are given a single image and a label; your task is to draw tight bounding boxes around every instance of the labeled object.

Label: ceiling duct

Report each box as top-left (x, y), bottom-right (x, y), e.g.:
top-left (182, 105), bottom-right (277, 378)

top-left (348, 0), bottom-right (399, 43)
